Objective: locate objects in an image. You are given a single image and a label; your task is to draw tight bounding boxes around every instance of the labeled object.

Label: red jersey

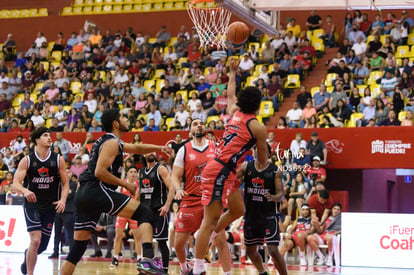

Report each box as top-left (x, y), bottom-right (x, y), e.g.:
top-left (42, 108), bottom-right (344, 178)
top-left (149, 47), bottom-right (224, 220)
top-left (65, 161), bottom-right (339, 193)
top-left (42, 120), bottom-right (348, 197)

top-left (214, 110), bottom-right (257, 174)
top-left (120, 179), bottom-right (139, 199)
top-left (182, 140), bottom-right (216, 208)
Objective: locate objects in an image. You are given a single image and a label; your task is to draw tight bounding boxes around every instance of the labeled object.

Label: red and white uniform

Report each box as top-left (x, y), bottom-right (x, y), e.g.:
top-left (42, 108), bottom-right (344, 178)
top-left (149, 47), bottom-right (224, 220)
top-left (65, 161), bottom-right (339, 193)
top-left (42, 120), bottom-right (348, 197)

top-left (201, 111), bottom-right (257, 207)
top-left (316, 216), bottom-right (337, 244)
top-left (116, 179), bottom-right (139, 229)
top-left (291, 216), bottom-right (312, 246)
top-left (174, 139), bottom-right (215, 233)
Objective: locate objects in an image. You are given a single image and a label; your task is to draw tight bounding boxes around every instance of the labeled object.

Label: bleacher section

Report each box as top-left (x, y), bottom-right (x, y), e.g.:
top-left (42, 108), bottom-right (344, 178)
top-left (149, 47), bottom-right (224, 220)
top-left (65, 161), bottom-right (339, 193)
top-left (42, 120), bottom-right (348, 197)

top-left (0, 8), bottom-right (48, 19)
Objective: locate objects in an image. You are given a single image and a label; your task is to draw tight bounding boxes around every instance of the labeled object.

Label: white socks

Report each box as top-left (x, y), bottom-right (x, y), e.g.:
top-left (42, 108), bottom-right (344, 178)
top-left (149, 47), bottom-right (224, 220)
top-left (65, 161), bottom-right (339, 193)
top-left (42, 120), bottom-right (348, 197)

top-left (193, 258), bottom-right (205, 274)
top-left (241, 249), bottom-right (246, 257)
top-left (316, 249), bottom-right (323, 258)
top-left (299, 250), bottom-right (305, 257)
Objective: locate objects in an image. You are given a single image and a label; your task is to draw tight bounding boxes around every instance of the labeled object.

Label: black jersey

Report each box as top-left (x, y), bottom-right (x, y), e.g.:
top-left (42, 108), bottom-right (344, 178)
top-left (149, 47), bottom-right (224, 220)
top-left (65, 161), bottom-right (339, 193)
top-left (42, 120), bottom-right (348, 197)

top-left (79, 133), bottom-right (124, 190)
top-left (138, 163), bottom-right (167, 211)
top-left (243, 160), bottom-right (278, 224)
top-left (24, 151), bottom-right (61, 209)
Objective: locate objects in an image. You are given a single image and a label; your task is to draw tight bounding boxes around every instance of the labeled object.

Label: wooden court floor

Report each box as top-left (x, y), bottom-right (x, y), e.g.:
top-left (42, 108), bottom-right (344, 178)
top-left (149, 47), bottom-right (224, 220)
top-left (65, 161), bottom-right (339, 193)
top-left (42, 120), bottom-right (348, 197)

top-left (1, 252), bottom-right (414, 275)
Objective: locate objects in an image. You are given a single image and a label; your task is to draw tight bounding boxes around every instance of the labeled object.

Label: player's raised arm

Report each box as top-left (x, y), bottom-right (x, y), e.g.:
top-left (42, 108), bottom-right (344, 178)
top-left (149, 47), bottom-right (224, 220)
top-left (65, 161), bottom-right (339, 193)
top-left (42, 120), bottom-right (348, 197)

top-left (226, 57), bottom-right (240, 116)
top-left (123, 142), bottom-right (172, 156)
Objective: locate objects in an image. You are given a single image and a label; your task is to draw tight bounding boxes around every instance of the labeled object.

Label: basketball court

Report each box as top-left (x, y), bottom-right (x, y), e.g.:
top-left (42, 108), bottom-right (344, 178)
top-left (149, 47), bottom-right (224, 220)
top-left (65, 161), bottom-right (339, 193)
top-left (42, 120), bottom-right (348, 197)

top-left (1, 251), bottom-right (414, 275)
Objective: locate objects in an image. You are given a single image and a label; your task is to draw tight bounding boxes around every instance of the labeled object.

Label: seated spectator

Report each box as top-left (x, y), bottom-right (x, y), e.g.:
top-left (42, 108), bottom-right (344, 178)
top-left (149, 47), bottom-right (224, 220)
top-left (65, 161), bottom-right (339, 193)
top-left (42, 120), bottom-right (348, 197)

top-left (276, 116), bottom-right (288, 129)
top-left (147, 104), bottom-right (162, 127)
top-left (49, 118), bottom-right (64, 132)
top-left (30, 109), bottom-right (45, 128)
top-left (279, 204), bottom-right (312, 266)
top-left (191, 102), bottom-right (207, 123)
top-left (352, 61), bottom-right (369, 86)
top-left (208, 89), bottom-right (228, 116)
top-left (379, 110), bottom-right (401, 126)
top-left (309, 190), bottom-right (334, 224)
top-left (296, 85), bottom-right (312, 110)
top-left (290, 132), bottom-right (307, 159)
top-left (375, 98), bottom-right (390, 124)
top-left (187, 92), bottom-right (201, 113)
top-left (313, 84), bottom-right (330, 112)
top-left (209, 78), bottom-right (226, 98)
top-left (331, 99), bottom-right (351, 126)
top-left (358, 98), bottom-right (376, 126)
top-left (70, 156), bottom-right (88, 178)
top-left (286, 102), bottom-right (302, 128)
top-left (304, 115), bottom-right (319, 128)
top-left (90, 213), bottom-right (116, 258)
top-left (306, 132), bottom-right (327, 163)
top-left (319, 116), bottom-right (334, 128)
top-left (329, 82), bottom-right (347, 111)
top-left (300, 101), bottom-right (317, 128)
top-left (158, 90), bottom-right (174, 117)
top-left (401, 110), bottom-right (414, 126)
top-left (143, 118), bottom-right (159, 131)
top-left (88, 118), bottom-right (103, 132)
top-left (73, 120), bottom-right (86, 132)
top-left (392, 87), bottom-right (405, 114)
top-left (287, 173), bottom-right (309, 218)
top-left (304, 156), bottom-right (327, 186)
top-left (238, 53), bottom-right (254, 80)
top-left (380, 71), bottom-right (398, 97)
top-left (370, 52), bottom-right (384, 71)
top-left (293, 147), bottom-right (311, 170)
top-left (266, 75), bottom-right (282, 110)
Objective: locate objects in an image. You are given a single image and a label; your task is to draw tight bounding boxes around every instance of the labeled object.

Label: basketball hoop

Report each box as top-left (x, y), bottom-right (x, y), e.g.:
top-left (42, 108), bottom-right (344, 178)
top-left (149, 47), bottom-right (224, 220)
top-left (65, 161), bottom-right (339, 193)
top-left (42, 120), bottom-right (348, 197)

top-left (187, 0), bottom-right (232, 49)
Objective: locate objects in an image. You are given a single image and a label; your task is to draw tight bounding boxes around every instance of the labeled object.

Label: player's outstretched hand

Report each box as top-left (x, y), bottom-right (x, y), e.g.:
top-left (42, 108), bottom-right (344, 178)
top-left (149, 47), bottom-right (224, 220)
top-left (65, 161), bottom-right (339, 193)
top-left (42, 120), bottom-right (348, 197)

top-left (161, 146), bottom-right (172, 156)
top-left (228, 57), bottom-right (240, 73)
top-left (175, 189), bottom-right (188, 200)
top-left (23, 189), bottom-right (37, 203)
top-left (53, 199), bottom-right (66, 213)
top-left (159, 204), bottom-right (169, 216)
top-left (125, 182), bottom-right (137, 195)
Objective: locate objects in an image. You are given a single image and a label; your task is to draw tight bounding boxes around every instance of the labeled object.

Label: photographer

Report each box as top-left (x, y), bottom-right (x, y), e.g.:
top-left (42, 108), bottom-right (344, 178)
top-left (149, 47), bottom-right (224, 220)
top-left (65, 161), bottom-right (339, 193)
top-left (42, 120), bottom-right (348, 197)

top-left (304, 156), bottom-right (326, 186)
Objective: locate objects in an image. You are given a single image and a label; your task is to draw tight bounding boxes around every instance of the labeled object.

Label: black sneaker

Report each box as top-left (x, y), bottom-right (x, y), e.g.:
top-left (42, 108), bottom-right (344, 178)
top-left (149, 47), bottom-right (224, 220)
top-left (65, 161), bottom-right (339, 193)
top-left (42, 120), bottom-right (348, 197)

top-left (136, 257), bottom-right (168, 274)
top-left (187, 268), bottom-right (206, 275)
top-left (110, 257), bottom-right (119, 267)
top-left (186, 251), bottom-right (193, 260)
top-left (169, 251), bottom-right (177, 259)
top-left (90, 250), bottom-right (103, 257)
top-left (105, 252), bottom-right (112, 259)
top-left (48, 252), bottom-right (59, 259)
top-left (20, 249), bottom-right (27, 275)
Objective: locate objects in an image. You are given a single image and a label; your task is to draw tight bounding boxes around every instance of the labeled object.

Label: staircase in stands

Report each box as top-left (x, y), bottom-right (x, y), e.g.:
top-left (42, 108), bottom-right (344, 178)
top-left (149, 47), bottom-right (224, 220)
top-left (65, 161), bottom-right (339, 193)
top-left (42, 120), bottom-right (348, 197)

top-left (267, 47), bottom-right (339, 128)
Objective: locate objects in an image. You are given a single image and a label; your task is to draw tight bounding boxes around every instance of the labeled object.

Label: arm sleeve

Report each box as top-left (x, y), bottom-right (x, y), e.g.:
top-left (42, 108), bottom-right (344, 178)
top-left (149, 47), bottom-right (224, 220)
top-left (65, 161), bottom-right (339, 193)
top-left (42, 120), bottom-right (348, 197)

top-left (173, 146), bottom-right (185, 168)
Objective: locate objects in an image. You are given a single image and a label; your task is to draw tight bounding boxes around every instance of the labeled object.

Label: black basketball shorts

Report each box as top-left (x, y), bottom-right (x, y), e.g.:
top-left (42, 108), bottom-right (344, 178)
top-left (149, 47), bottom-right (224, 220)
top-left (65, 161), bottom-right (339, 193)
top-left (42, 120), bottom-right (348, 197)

top-left (244, 215), bottom-right (280, 246)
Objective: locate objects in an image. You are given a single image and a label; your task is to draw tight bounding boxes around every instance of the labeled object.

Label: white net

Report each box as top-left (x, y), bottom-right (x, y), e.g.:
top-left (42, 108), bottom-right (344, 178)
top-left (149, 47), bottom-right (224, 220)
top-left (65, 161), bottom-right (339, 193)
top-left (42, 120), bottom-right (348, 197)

top-left (187, 0), bottom-right (232, 49)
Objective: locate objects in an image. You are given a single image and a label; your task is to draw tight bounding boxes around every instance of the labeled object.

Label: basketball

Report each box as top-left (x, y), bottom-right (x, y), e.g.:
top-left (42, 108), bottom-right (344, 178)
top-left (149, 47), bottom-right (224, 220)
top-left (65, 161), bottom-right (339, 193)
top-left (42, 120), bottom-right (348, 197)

top-left (227, 21), bottom-right (250, 45)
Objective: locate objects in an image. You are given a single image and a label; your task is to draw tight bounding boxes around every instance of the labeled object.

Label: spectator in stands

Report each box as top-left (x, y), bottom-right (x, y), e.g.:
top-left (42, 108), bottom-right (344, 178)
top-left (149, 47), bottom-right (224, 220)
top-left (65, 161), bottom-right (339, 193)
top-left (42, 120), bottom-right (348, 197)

top-left (307, 132), bottom-right (327, 164)
top-left (88, 118), bottom-right (103, 132)
top-left (0, 93), bottom-right (11, 119)
top-left (305, 156), bottom-right (327, 186)
top-left (401, 110), bottom-right (414, 126)
top-left (276, 116), bottom-right (288, 129)
top-left (159, 90), bottom-right (175, 117)
top-left (34, 32), bottom-right (47, 48)
top-left (374, 99), bottom-right (390, 125)
top-left (279, 204), bottom-right (312, 266)
top-left (328, 82), bottom-right (347, 111)
top-left (49, 118), bottom-right (64, 132)
top-left (348, 24), bottom-right (366, 44)
top-left (284, 31), bottom-right (297, 51)
top-left (70, 156), bottom-right (87, 178)
top-left (379, 109), bottom-right (401, 126)
top-left (90, 213), bottom-right (116, 258)
top-left (238, 53), bottom-right (254, 81)
top-left (293, 147), bottom-right (311, 170)
top-left (309, 189), bottom-right (333, 224)
top-left (288, 172), bottom-right (308, 217)
top-left (261, 41), bottom-right (275, 64)
top-left (147, 104), bottom-right (162, 127)
top-left (352, 61), bottom-right (369, 86)
top-left (191, 102), bottom-right (207, 123)
top-left (400, 10), bottom-right (414, 28)
top-left (320, 15), bottom-right (336, 48)
top-left (380, 71), bottom-right (398, 97)
top-left (370, 51), bottom-right (384, 71)
top-left (312, 84), bottom-right (330, 113)
top-left (331, 99), bottom-right (351, 127)
top-left (296, 85), bottom-right (312, 109)
top-left (286, 19), bottom-right (301, 37)
top-left (286, 101), bottom-right (302, 128)
top-left (143, 118), bottom-right (159, 131)
top-left (290, 133), bottom-right (307, 159)
top-left (25, 43), bottom-right (39, 58)
top-left (306, 10), bottom-right (322, 31)
top-left (267, 75), bottom-right (282, 111)
top-left (155, 25), bottom-right (171, 48)
top-left (307, 203), bottom-right (342, 266)
top-left (54, 132), bottom-right (71, 161)
top-left (30, 108), bottom-right (45, 127)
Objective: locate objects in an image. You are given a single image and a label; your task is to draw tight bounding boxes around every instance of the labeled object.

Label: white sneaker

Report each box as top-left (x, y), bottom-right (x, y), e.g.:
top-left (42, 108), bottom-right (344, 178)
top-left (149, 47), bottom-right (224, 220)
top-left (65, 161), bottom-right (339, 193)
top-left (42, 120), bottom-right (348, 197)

top-left (316, 255), bottom-right (325, 266)
top-left (326, 256), bottom-right (333, 266)
top-left (300, 256), bottom-right (307, 266)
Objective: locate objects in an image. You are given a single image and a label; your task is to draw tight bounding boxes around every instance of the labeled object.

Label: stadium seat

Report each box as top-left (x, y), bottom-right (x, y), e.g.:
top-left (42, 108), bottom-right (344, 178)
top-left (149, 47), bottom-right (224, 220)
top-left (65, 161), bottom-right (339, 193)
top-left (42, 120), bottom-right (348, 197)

top-left (0, 10), bottom-right (9, 18)
top-left (40, 61), bottom-right (49, 71)
top-left (312, 37), bottom-right (325, 52)
top-left (51, 51), bottom-right (62, 62)
top-left (189, 90), bottom-right (198, 98)
top-left (143, 80), bottom-right (155, 92)
top-left (164, 117), bottom-right (176, 130)
top-left (408, 34), bottom-right (414, 46)
top-left (12, 94), bottom-right (24, 107)
top-left (9, 10), bottom-right (20, 18)
top-left (380, 35), bottom-right (389, 45)
top-left (176, 90), bottom-right (188, 102)
top-left (34, 82), bottom-right (44, 92)
top-left (92, 5), bottom-right (102, 14)
top-left (206, 115), bottom-right (220, 125)
top-left (366, 71), bottom-right (383, 85)
top-left (102, 5), bottom-right (113, 13)
top-left (133, 4), bottom-right (142, 12)
top-left (148, 37), bottom-right (157, 44)
top-left (356, 85), bottom-right (367, 96)
top-left (177, 57), bottom-right (188, 68)
top-left (259, 101), bottom-right (274, 118)
top-left (256, 115), bottom-right (263, 124)
top-left (70, 81), bottom-right (82, 93)
top-left (123, 4), bottom-right (133, 12)
top-left (74, 0), bottom-right (84, 6)
top-left (349, 113), bottom-right (364, 127)
top-left (72, 6), bottom-right (83, 14)
top-left (310, 86), bottom-right (319, 97)
top-left (283, 74), bottom-right (300, 89)
top-left (61, 7), bottom-right (73, 15)
top-left (38, 8), bottom-right (48, 16)
top-left (324, 73), bottom-right (337, 87)
top-left (142, 3), bottom-right (152, 11)
top-left (30, 92), bottom-right (38, 103)
top-left (113, 5), bottom-right (122, 13)
top-left (395, 45), bottom-right (411, 58)
top-left (366, 35), bottom-right (375, 44)
top-left (244, 76), bottom-right (256, 87)
top-left (370, 84), bottom-right (382, 98)
top-left (45, 119), bottom-right (53, 128)
top-left (155, 79), bottom-right (165, 92)
top-left (20, 9), bottom-right (30, 17)
top-left (153, 3), bottom-right (163, 10)
top-left (398, 111), bottom-right (407, 122)
top-left (94, 0), bottom-right (104, 5)
top-left (174, 2), bottom-right (184, 9)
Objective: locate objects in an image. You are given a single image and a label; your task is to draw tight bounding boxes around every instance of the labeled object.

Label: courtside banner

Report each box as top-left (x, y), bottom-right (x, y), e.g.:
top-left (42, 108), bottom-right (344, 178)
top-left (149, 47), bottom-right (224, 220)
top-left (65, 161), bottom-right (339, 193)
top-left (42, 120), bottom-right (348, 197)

top-left (342, 213), bottom-right (414, 268)
top-left (0, 126), bottom-right (413, 169)
top-left (0, 205), bottom-right (54, 253)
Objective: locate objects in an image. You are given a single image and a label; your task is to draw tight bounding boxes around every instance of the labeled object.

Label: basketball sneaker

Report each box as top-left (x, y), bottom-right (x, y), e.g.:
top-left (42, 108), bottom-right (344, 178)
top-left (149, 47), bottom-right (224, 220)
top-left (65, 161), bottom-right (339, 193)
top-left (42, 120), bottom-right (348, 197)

top-left (326, 256), bottom-right (333, 266)
top-left (180, 263), bottom-right (190, 275)
top-left (316, 255), bottom-right (326, 266)
top-left (300, 255), bottom-right (307, 266)
top-left (20, 249), bottom-right (27, 275)
top-left (136, 257), bottom-right (168, 275)
top-left (187, 268), bottom-right (206, 275)
top-left (110, 257), bottom-right (119, 267)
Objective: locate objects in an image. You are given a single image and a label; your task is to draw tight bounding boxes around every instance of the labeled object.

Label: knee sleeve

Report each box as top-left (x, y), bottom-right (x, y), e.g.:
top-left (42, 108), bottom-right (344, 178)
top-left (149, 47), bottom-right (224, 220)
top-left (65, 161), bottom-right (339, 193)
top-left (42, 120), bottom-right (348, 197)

top-left (131, 204), bottom-right (153, 225)
top-left (227, 232), bottom-right (234, 244)
top-left (37, 234), bottom-right (51, 254)
top-left (158, 240), bottom-right (169, 269)
top-left (142, 242), bottom-right (154, 259)
top-left (66, 240), bottom-right (89, 265)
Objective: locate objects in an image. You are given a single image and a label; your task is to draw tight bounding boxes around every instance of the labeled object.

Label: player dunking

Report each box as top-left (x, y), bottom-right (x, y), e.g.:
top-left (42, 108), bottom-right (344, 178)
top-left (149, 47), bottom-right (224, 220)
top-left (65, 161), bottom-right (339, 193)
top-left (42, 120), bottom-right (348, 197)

top-left (110, 166), bottom-right (141, 267)
top-left (237, 157), bottom-right (287, 275)
top-left (172, 118), bottom-right (232, 275)
top-left (13, 127), bottom-right (69, 275)
top-left (190, 58), bottom-right (269, 275)
top-left (136, 152), bottom-right (175, 274)
top-left (61, 109), bottom-right (172, 275)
